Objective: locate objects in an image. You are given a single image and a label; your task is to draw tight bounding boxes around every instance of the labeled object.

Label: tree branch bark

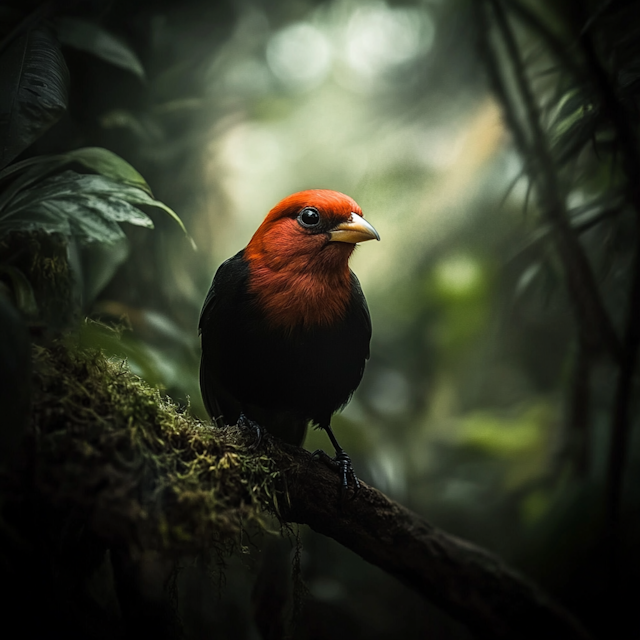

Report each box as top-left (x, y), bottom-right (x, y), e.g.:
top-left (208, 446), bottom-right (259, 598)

top-left (24, 343), bottom-right (593, 640)
top-left (272, 443), bottom-right (593, 640)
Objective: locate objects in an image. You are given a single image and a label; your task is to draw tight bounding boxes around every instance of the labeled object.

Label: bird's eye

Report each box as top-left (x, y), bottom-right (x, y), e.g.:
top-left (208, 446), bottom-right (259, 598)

top-left (298, 207), bottom-right (320, 228)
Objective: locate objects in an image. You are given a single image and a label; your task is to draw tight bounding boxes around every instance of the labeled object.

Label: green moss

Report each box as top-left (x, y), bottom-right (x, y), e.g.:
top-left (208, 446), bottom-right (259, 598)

top-left (29, 336), bottom-right (281, 557)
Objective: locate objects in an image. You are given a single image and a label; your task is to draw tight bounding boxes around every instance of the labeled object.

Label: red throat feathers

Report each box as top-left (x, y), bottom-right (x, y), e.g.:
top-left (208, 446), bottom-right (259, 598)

top-left (244, 190), bottom-right (366, 329)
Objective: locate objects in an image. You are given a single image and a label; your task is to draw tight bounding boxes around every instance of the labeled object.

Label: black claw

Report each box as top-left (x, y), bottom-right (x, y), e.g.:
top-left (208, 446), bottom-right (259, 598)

top-left (238, 413), bottom-right (263, 450)
top-left (311, 448), bottom-right (360, 498)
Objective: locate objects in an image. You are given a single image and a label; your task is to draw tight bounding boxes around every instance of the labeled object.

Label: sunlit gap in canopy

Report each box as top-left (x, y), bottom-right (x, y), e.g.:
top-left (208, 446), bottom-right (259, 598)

top-left (265, 1), bottom-right (435, 91)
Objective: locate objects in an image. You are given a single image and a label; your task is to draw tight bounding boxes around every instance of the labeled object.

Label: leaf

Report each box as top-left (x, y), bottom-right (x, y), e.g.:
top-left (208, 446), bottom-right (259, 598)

top-left (43, 171), bottom-right (195, 245)
top-left (0, 198), bottom-right (126, 244)
top-left (65, 147), bottom-right (152, 195)
top-left (56, 17), bottom-right (146, 80)
top-left (0, 157), bottom-right (66, 211)
top-left (6, 171), bottom-right (148, 210)
top-left (0, 265), bottom-right (39, 316)
top-left (567, 193), bottom-right (626, 233)
top-left (0, 164), bottom-right (193, 247)
top-left (515, 262), bottom-right (542, 298)
top-left (1, 171), bottom-right (156, 243)
top-left (0, 26), bottom-right (69, 168)
top-left (0, 147), bottom-right (153, 214)
top-left (114, 183), bottom-right (194, 245)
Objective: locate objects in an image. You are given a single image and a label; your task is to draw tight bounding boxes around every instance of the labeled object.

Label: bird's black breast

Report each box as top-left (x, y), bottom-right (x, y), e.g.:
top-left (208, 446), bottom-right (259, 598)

top-left (199, 250), bottom-right (371, 445)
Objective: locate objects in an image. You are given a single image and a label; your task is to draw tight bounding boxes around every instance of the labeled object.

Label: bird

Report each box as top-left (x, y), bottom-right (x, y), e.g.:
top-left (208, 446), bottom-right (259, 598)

top-left (198, 189), bottom-right (379, 490)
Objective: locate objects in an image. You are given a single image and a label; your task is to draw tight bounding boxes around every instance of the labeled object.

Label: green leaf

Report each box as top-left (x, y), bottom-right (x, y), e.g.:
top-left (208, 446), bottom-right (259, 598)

top-left (114, 183), bottom-right (194, 245)
top-left (0, 265), bottom-right (39, 316)
top-left (0, 147), bottom-right (153, 214)
top-left (49, 171), bottom-right (195, 245)
top-left (56, 17), bottom-right (146, 80)
top-left (515, 262), bottom-right (542, 298)
top-left (0, 154), bottom-right (62, 184)
top-left (6, 171), bottom-right (152, 213)
top-left (64, 147), bottom-right (152, 195)
top-left (0, 170), bottom-right (197, 248)
top-left (0, 26), bottom-right (69, 168)
top-left (0, 157), bottom-right (65, 211)
top-left (0, 163), bottom-right (193, 247)
top-left (0, 197), bottom-right (126, 244)
top-left (1, 171), bottom-right (156, 244)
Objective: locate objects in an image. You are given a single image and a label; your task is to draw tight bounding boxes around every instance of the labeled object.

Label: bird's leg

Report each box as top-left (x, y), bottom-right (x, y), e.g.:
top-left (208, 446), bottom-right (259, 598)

top-left (238, 412), bottom-right (263, 450)
top-left (311, 424), bottom-right (360, 496)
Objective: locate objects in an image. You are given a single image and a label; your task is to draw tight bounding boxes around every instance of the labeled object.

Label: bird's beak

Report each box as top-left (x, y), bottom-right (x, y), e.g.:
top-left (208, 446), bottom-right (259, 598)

top-left (329, 214), bottom-right (380, 244)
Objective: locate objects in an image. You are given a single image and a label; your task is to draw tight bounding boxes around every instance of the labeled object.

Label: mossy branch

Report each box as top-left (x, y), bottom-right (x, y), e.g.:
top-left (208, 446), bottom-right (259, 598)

top-left (26, 341), bottom-right (281, 556)
top-left (274, 444), bottom-right (592, 640)
top-left (10, 341), bottom-right (593, 640)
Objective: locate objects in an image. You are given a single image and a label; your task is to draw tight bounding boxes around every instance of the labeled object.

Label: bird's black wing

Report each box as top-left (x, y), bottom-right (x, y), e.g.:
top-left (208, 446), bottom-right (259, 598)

top-left (349, 270), bottom-right (372, 361)
top-left (198, 250), bottom-right (249, 423)
top-left (198, 250), bottom-right (249, 331)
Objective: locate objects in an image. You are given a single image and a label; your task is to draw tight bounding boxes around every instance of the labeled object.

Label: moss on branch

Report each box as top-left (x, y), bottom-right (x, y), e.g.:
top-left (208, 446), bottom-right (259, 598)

top-left (26, 339), bottom-right (280, 556)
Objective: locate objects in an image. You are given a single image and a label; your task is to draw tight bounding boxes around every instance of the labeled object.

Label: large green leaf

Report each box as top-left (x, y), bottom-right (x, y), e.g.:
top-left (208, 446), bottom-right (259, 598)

top-left (55, 18), bottom-right (146, 80)
top-left (8, 171), bottom-right (153, 217)
top-left (0, 152), bottom-right (193, 245)
top-left (0, 147), bottom-right (152, 198)
top-left (0, 198), bottom-right (126, 243)
top-left (65, 147), bottom-right (152, 194)
top-left (0, 26), bottom-right (69, 168)
top-left (0, 171), bottom-right (155, 244)
top-left (0, 265), bottom-right (39, 317)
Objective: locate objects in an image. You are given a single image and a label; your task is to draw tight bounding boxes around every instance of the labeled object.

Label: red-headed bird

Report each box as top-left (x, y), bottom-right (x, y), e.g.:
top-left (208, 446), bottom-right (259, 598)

top-left (199, 189), bottom-right (379, 489)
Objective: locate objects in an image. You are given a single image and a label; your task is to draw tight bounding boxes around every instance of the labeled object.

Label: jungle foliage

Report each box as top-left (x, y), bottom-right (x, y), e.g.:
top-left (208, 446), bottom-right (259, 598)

top-left (1, 1), bottom-right (639, 639)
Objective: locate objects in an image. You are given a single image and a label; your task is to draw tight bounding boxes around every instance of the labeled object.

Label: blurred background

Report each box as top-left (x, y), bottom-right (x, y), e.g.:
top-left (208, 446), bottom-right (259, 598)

top-left (2, 0), bottom-right (639, 638)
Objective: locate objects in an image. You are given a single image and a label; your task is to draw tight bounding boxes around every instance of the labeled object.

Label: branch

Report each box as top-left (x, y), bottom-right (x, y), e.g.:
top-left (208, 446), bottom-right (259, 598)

top-left (23, 341), bottom-right (593, 640)
top-left (272, 443), bottom-right (593, 640)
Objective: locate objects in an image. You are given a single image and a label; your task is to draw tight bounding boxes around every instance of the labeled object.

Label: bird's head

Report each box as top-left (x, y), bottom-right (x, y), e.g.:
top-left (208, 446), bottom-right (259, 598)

top-left (245, 189), bottom-right (379, 272)
top-left (245, 189), bottom-right (379, 328)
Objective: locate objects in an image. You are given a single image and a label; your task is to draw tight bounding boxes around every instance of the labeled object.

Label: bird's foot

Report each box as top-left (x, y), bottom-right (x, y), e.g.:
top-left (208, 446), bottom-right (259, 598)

top-left (310, 448), bottom-right (360, 497)
top-left (238, 413), bottom-right (263, 450)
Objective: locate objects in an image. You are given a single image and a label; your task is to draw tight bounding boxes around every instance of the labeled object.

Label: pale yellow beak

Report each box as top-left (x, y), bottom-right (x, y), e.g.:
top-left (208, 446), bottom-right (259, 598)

top-left (329, 213), bottom-right (380, 244)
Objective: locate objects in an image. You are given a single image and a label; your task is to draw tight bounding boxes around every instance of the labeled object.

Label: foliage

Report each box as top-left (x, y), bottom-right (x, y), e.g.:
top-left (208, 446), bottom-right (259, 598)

top-left (472, 3), bottom-right (640, 635)
top-left (56, 17), bottom-right (146, 80)
top-left (1, 0), bottom-right (639, 638)
top-left (0, 24), bottom-right (68, 167)
top-left (476, 0), bottom-right (640, 511)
